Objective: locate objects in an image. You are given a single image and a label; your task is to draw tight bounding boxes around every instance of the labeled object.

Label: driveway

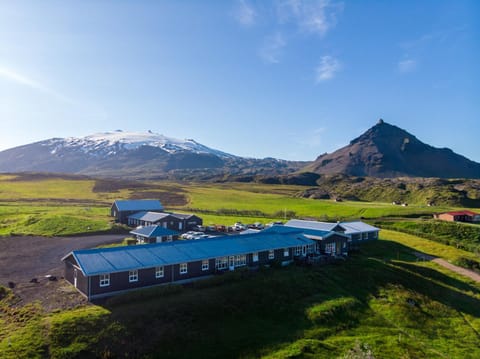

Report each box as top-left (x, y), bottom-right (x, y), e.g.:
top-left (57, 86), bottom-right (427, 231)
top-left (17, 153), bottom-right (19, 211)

top-left (0, 235), bottom-right (124, 310)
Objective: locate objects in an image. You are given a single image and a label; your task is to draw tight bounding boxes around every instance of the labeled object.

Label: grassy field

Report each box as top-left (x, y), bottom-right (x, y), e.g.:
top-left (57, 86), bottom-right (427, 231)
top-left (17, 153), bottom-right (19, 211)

top-left (1, 233), bottom-right (480, 358)
top-left (173, 182), bottom-right (464, 221)
top-left (1, 174), bottom-right (472, 237)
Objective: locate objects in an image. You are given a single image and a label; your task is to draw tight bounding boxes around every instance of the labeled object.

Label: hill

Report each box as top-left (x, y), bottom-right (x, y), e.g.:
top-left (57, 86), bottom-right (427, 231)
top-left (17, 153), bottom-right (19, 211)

top-left (304, 120), bottom-right (480, 178)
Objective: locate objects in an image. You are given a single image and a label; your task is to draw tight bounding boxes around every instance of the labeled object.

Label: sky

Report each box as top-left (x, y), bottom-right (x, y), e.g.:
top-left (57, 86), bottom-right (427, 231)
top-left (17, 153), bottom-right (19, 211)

top-left (0, 0), bottom-right (478, 161)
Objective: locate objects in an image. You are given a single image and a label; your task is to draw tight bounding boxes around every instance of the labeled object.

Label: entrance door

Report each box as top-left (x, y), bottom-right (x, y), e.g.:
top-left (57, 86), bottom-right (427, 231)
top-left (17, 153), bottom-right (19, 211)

top-left (229, 256), bottom-right (235, 270)
top-left (302, 246), bottom-right (307, 256)
top-left (73, 268), bottom-right (78, 288)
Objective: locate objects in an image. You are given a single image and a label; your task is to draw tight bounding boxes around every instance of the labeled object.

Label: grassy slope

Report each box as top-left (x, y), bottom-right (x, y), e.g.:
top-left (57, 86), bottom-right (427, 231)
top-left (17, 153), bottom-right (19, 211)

top-left (174, 183), bottom-right (463, 221)
top-left (1, 233), bottom-right (480, 358)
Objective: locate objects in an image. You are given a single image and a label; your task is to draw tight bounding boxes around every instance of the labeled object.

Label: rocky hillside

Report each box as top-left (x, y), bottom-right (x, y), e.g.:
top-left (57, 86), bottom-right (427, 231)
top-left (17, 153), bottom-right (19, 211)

top-left (304, 120), bottom-right (480, 178)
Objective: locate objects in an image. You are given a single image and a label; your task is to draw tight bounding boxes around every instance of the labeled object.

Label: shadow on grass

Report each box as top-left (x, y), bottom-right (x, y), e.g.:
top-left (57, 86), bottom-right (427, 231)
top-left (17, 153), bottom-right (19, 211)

top-left (80, 239), bottom-right (480, 358)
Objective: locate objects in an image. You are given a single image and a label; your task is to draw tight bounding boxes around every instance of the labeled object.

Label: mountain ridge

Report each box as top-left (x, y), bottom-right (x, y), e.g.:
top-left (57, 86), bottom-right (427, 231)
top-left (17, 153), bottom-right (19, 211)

top-left (0, 121), bottom-right (479, 179)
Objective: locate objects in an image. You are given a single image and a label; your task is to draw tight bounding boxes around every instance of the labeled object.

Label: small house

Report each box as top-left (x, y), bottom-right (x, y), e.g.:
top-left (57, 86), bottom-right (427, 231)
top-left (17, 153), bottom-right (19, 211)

top-left (127, 211), bottom-right (202, 231)
top-left (434, 211), bottom-right (480, 223)
top-left (111, 200), bottom-right (163, 224)
top-left (285, 219), bottom-right (379, 250)
top-left (130, 226), bottom-right (179, 244)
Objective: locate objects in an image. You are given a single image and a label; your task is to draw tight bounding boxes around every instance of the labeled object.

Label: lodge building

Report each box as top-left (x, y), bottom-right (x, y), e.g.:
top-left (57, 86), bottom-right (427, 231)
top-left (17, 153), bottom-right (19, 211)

top-left (62, 230), bottom-right (316, 300)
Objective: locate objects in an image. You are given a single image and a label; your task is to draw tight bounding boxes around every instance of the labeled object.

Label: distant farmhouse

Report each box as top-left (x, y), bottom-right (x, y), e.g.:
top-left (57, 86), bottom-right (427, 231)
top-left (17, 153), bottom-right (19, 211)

top-left (111, 200), bottom-right (164, 224)
top-left (62, 230), bottom-right (315, 300)
top-left (434, 210), bottom-right (480, 223)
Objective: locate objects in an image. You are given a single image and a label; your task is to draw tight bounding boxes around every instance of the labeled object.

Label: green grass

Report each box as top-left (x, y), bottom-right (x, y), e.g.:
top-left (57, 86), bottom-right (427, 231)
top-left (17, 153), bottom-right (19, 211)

top-left (1, 175), bottom-right (471, 237)
top-left (376, 219), bottom-right (480, 253)
top-left (2, 234), bottom-right (480, 358)
top-left (174, 183), bottom-right (462, 221)
top-left (0, 203), bottom-right (115, 236)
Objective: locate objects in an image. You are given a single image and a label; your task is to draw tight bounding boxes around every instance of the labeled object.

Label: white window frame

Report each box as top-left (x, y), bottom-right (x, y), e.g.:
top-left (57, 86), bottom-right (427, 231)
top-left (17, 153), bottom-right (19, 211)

top-left (128, 270), bottom-right (138, 282)
top-left (252, 252), bottom-right (259, 262)
top-left (99, 273), bottom-right (110, 287)
top-left (202, 260), bottom-right (209, 271)
top-left (295, 246), bottom-right (302, 256)
top-left (180, 263), bottom-right (188, 275)
top-left (215, 257), bottom-right (228, 270)
top-left (283, 248), bottom-right (289, 257)
top-left (268, 250), bottom-right (275, 260)
top-left (235, 255), bottom-right (246, 267)
top-left (325, 242), bottom-right (336, 254)
top-left (155, 266), bottom-right (164, 278)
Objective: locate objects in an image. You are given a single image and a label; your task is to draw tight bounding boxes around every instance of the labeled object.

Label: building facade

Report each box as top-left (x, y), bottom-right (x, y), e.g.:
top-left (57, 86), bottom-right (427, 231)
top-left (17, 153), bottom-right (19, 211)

top-left (62, 231), bottom-right (315, 300)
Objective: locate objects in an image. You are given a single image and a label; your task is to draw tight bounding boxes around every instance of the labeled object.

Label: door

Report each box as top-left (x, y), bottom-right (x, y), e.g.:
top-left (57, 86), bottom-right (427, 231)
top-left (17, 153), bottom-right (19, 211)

top-left (73, 268), bottom-right (78, 288)
top-left (302, 245), bottom-right (307, 256)
top-left (229, 256), bottom-right (235, 270)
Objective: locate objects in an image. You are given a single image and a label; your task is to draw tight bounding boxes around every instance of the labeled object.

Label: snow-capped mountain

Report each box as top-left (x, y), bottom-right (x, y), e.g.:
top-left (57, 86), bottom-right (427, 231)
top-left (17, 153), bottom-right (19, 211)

top-left (0, 130), bottom-right (301, 179)
top-left (45, 130), bottom-right (237, 158)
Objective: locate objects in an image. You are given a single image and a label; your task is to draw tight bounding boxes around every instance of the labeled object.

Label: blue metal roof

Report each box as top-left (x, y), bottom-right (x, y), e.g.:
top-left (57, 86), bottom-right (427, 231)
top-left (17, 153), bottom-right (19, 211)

top-left (113, 200), bottom-right (163, 212)
top-left (130, 225), bottom-right (179, 238)
top-left (65, 232), bottom-right (315, 276)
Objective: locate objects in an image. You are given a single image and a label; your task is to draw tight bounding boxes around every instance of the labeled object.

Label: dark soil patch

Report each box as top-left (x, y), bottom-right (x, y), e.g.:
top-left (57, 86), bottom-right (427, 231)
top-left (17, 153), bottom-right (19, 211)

top-left (0, 235), bottom-right (124, 311)
top-left (92, 178), bottom-right (153, 193)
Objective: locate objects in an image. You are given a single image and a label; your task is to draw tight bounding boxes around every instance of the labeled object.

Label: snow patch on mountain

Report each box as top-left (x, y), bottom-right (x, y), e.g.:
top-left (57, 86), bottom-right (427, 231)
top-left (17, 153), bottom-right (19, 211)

top-left (43, 131), bottom-right (236, 158)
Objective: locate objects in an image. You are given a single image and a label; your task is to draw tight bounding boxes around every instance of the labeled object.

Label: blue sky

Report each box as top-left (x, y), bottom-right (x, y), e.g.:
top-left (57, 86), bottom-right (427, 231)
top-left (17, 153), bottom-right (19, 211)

top-left (0, 0), bottom-right (478, 161)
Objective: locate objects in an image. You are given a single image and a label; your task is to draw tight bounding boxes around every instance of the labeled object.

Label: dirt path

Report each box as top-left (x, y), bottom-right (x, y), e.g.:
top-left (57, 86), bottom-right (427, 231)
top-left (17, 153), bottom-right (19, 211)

top-left (0, 235), bottom-right (124, 310)
top-left (432, 258), bottom-right (480, 283)
top-left (413, 251), bottom-right (480, 283)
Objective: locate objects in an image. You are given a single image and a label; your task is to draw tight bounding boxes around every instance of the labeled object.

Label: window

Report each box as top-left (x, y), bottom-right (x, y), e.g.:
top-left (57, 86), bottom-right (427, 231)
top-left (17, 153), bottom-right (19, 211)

top-left (284, 248), bottom-right (289, 257)
top-left (362, 232), bottom-right (368, 240)
top-left (325, 242), bottom-right (336, 254)
top-left (99, 274), bottom-right (110, 287)
top-left (268, 250), bottom-right (275, 260)
top-left (180, 263), bottom-right (188, 274)
top-left (252, 252), bottom-right (259, 262)
top-left (235, 255), bottom-right (246, 267)
top-left (215, 257), bottom-right (228, 270)
top-left (155, 266), bottom-right (164, 278)
top-left (295, 246), bottom-right (302, 256)
top-left (129, 270), bottom-right (138, 282)
top-left (202, 260), bottom-right (209, 271)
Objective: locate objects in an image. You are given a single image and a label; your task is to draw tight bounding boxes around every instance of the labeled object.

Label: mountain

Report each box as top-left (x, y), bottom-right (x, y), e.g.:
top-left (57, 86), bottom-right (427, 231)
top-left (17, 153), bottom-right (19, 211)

top-left (0, 130), bottom-right (304, 179)
top-left (304, 120), bottom-right (480, 178)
